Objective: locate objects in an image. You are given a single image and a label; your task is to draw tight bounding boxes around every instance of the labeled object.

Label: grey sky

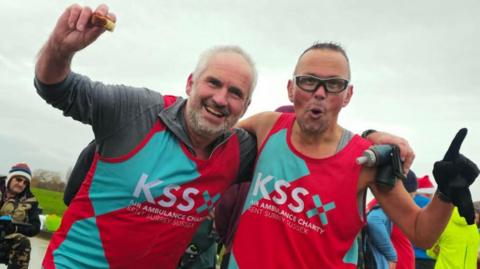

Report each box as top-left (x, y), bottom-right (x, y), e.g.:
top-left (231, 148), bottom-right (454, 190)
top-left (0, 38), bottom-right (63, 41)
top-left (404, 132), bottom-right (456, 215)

top-left (0, 0), bottom-right (479, 199)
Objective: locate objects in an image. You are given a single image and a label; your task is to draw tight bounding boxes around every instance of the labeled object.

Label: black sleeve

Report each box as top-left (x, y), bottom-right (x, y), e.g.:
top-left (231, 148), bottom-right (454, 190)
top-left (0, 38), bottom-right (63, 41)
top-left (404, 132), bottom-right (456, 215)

top-left (214, 182), bottom-right (251, 250)
top-left (64, 140), bottom-right (97, 206)
top-left (234, 129), bottom-right (257, 183)
top-left (16, 202), bottom-right (41, 237)
top-left (215, 185), bottom-right (240, 245)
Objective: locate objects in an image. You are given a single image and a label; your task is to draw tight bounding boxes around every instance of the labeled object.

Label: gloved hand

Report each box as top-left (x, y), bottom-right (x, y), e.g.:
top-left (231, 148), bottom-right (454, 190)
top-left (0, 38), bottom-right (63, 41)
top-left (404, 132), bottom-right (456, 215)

top-left (433, 128), bottom-right (479, 224)
top-left (4, 222), bottom-right (16, 235)
top-left (0, 216), bottom-right (16, 235)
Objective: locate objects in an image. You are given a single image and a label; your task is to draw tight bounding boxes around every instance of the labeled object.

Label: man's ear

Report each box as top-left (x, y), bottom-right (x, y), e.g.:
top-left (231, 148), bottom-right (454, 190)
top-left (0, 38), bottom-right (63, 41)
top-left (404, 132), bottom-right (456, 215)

top-left (237, 99), bottom-right (251, 119)
top-left (186, 73), bottom-right (194, 96)
top-left (241, 97), bottom-right (252, 117)
top-left (287, 79), bottom-right (294, 102)
top-left (342, 85), bottom-right (353, 107)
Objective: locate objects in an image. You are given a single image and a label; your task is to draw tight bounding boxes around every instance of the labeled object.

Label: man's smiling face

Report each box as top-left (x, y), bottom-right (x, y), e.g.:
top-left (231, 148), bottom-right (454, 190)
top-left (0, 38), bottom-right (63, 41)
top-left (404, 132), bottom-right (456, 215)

top-left (185, 52), bottom-right (253, 138)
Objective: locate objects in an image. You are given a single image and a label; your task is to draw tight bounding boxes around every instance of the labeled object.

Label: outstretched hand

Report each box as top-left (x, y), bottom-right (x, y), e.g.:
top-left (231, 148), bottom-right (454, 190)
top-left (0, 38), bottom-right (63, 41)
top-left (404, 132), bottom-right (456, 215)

top-left (51, 4), bottom-right (116, 56)
top-left (433, 128), bottom-right (479, 224)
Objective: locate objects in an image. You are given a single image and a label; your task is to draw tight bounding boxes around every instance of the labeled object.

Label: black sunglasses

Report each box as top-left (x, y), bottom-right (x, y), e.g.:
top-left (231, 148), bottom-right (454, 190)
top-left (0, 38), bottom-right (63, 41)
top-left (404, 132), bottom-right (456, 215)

top-left (13, 177), bottom-right (27, 184)
top-left (294, 75), bottom-right (349, 94)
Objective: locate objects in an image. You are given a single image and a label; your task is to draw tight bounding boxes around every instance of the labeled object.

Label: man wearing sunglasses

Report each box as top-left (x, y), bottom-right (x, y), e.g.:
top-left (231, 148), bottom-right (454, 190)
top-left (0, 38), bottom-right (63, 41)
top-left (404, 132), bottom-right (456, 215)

top-left (227, 43), bottom-right (478, 268)
top-left (0, 163), bottom-right (41, 269)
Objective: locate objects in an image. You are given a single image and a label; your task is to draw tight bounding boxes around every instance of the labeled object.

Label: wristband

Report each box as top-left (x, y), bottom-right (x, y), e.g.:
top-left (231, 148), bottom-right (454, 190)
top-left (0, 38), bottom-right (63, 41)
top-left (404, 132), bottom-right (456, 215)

top-left (361, 129), bottom-right (377, 139)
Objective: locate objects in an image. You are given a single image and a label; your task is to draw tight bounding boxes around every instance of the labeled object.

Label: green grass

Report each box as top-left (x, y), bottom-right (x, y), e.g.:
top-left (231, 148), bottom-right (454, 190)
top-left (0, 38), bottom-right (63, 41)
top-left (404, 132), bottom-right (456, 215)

top-left (31, 187), bottom-right (67, 216)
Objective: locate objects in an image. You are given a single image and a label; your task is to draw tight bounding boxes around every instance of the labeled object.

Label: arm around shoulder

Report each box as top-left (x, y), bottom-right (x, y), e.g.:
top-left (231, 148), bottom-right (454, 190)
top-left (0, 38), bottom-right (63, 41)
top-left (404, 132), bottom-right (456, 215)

top-left (236, 112), bottom-right (279, 147)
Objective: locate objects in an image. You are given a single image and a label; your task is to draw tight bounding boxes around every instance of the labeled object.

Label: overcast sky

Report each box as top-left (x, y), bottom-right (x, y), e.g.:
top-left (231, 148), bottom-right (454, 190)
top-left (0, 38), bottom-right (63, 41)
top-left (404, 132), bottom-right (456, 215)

top-left (1, 0), bottom-right (479, 200)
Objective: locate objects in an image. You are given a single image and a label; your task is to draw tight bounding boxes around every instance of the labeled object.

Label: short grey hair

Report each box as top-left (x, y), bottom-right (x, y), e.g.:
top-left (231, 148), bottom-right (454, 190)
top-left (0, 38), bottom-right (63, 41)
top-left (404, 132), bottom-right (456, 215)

top-left (192, 46), bottom-right (258, 100)
top-left (295, 42), bottom-right (351, 80)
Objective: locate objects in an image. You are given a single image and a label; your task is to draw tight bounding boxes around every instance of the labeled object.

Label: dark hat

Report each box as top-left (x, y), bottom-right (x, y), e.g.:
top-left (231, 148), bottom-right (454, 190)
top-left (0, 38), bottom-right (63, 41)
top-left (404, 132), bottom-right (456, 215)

top-left (402, 170), bottom-right (418, 193)
top-left (275, 105), bottom-right (294, 113)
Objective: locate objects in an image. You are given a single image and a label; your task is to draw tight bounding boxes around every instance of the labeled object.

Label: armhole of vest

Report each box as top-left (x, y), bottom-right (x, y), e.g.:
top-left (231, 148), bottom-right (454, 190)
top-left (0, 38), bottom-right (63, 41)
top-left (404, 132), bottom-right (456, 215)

top-left (163, 95), bottom-right (178, 109)
top-left (275, 113), bottom-right (294, 130)
top-left (337, 128), bottom-right (354, 152)
top-left (257, 113), bottom-right (292, 152)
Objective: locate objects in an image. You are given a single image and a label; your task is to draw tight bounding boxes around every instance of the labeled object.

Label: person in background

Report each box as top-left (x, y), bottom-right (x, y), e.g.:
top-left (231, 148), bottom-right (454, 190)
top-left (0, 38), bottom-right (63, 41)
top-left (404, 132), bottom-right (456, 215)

top-left (178, 211), bottom-right (218, 269)
top-left (427, 207), bottom-right (479, 269)
top-left (415, 176), bottom-right (435, 199)
top-left (472, 201), bottom-right (480, 269)
top-left (215, 182), bottom-right (250, 269)
top-left (0, 163), bottom-right (41, 269)
top-left (412, 175), bottom-right (436, 269)
top-left (366, 170), bottom-right (418, 269)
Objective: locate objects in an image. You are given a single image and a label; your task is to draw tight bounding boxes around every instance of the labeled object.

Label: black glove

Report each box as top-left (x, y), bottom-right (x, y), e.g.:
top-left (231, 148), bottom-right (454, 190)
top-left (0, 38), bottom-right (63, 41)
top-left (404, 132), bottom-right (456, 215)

top-left (0, 218), bottom-right (16, 235)
top-left (433, 128), bottom-right (479, 224)
top-left (5, 223), bottom-right (16, 235)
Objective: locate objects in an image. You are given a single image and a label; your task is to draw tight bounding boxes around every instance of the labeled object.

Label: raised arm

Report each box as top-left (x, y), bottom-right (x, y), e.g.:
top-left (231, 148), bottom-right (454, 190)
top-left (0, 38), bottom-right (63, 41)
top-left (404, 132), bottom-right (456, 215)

top-left (371, 128), bottom-right (478, 249)
top-left (35, 4), bottom-right (116, 84)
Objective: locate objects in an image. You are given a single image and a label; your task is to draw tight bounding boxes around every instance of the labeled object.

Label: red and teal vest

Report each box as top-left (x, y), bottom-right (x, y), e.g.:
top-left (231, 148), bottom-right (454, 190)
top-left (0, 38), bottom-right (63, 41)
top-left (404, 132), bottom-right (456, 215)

top-left (229, 113), bottom-right (370, 269)
top-left (43, 96), bottom-right (241, 269)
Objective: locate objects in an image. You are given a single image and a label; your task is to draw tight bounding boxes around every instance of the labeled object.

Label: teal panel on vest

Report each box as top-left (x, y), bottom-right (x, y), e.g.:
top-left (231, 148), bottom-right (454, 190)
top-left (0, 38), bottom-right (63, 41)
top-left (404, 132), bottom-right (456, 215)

top-left (53, 217), bottom-right (109, 268)
top-left (227, 252), bottom-right (240, 269)
top-left (342, 235), bottom-right (359, 265)
top-left (90, 131), bottom-right (200, 216)
top-left (243, 129), bottom-right (309, 213)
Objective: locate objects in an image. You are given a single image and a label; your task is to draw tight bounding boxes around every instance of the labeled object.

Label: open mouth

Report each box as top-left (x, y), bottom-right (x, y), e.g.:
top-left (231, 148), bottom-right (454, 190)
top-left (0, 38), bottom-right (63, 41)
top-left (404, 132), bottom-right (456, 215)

top-left (310, 108), bottom-right (323, 116)
top-left (204, 104), bottom-right (227, 118)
